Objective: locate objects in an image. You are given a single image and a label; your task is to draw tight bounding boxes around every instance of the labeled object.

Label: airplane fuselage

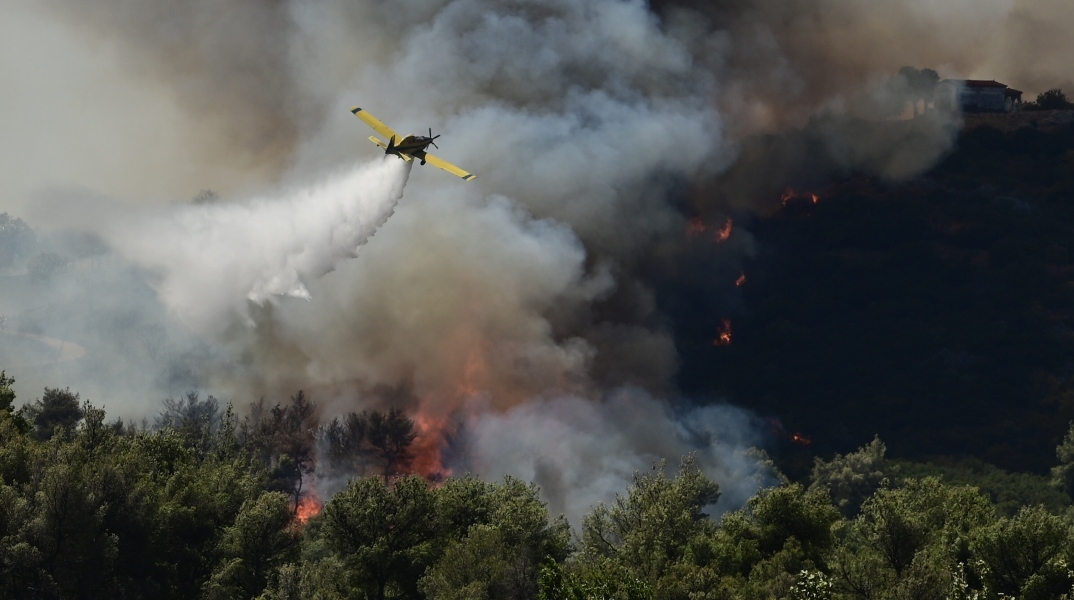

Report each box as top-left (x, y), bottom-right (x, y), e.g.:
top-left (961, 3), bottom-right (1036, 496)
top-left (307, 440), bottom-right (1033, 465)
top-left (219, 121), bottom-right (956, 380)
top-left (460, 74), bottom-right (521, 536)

top-left (388, 135), bottom-right (436, 163)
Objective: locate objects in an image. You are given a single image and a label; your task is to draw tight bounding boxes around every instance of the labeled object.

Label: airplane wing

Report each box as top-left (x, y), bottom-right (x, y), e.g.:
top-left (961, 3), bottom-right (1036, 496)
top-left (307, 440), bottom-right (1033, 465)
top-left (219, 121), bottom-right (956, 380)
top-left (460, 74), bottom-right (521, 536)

top-left (351, 107), bottom-right (399, 142)
top-left (423, 153), bottom-right (477, 181)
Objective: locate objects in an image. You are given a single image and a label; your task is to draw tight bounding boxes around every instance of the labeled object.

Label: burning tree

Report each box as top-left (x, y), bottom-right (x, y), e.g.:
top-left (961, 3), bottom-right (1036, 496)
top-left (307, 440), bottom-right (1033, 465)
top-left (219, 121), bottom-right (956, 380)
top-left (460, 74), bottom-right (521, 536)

top-left (241, 391), bottom-right (318, 512)
top-left (781, 188), bottom-right (820, 206)
top-left (367, 408), bottom-right (419, 481)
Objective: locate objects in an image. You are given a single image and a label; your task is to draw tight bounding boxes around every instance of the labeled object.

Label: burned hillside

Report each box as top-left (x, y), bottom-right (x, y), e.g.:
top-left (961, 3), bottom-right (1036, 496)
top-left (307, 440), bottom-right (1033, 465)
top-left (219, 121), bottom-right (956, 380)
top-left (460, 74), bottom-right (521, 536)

top-left (669, 117), bottom-right (1074, 475)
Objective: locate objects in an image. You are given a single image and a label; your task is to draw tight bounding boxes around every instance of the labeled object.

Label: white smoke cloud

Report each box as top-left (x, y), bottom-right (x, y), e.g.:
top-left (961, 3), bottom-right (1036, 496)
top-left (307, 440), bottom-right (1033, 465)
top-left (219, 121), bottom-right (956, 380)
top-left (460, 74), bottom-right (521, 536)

top-left (461, 389), bottom-right (772, 526)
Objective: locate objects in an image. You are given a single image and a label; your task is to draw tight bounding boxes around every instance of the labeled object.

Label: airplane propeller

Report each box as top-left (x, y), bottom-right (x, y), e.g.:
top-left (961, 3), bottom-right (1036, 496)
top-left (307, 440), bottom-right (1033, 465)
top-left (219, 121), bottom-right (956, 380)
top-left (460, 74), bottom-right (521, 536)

top-left (428, 127), bottom-right (441, 149)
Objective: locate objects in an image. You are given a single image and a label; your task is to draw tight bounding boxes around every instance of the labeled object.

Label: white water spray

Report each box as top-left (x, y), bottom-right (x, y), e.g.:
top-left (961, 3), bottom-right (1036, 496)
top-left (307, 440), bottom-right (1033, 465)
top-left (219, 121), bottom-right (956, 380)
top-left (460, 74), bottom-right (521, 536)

top-left (105, 157), bottom-right (412, 330)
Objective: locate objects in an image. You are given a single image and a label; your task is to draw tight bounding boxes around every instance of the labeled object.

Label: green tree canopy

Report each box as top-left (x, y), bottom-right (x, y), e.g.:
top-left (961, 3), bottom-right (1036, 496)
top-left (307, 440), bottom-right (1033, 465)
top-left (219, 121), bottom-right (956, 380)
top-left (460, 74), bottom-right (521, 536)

top-left (831, 478), bottom-right (993, 599)
top-left (420, 524), bottom-right (511, 600)
top-left (580, 456), bottom-right (721, 585)
top-left (322, 475), bottom-right (437, 600)
top-left (23, 387), bottom-right (83, 441)
top-left (0, 371), bottom-right (15, 413)
top-left (156, 391), bottom-right (223, 457)
top-left (810, 436), bottom-right (889, 517)
top-left (1026, 88), bottom-right (1074, 111)
top-left (203, 491), bottom-right (299, 599)
top-left (971, 505), bottom-right (1074, 598)
top-left (0, 371), bottom-right (27, 435)
top-left (1051, 420), bottom-right (1074, 497)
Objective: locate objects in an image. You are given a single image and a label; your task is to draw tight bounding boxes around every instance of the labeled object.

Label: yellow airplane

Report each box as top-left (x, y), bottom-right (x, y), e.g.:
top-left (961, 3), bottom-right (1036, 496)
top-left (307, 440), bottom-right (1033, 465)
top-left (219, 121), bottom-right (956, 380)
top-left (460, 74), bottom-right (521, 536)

top-left (350, 107), bottom-right (476, 181)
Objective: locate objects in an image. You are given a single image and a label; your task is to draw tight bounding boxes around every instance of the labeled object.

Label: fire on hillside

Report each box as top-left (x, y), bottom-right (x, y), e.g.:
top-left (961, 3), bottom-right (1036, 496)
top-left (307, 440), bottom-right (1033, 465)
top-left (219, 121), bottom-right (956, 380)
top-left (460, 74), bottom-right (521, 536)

top-left (713, 320), bottom-right (733, 346)
top-left (294, 495), bottom-right (322, 526)
top-left (781, 189), bottom-right (820, 206)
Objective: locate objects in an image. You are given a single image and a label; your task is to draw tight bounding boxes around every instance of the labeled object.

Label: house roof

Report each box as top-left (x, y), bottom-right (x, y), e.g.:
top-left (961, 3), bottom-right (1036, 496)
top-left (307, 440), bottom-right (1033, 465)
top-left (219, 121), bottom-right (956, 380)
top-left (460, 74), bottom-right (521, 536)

top-left (960, 79), bottom-right (1009, 88)
top-left (940, 79), bottom-right (1023, 97)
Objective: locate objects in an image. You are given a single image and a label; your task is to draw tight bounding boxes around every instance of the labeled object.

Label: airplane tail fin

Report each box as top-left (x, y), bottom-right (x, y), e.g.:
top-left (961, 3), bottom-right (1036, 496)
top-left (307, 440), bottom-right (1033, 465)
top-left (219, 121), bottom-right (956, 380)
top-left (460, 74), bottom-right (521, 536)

top-left (369, 136), bottom-right (411, 162)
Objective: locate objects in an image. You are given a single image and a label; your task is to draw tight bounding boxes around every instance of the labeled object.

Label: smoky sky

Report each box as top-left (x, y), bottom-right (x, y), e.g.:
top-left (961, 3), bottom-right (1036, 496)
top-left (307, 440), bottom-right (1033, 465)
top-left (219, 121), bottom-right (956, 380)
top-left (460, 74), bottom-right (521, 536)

top-left (2, 0), bottom-right (1072, 518)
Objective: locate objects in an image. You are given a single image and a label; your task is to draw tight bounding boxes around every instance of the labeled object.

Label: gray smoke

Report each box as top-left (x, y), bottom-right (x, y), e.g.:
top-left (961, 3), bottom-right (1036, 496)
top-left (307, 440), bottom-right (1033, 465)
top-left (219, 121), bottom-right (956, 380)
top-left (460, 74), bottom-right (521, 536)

top-left (460, 390), bottom-right (773, 526)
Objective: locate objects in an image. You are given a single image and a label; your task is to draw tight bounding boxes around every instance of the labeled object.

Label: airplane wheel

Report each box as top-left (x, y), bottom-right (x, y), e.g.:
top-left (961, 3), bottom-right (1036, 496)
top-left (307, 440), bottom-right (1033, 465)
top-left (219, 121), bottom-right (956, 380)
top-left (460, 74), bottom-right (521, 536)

top-left (421, 159), bottom-right (426, 165)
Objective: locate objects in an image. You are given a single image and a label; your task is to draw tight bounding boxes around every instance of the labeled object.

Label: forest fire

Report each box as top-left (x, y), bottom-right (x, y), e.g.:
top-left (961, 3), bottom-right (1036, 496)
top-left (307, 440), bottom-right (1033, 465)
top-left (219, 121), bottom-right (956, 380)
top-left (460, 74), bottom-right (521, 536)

top-left (685, 216), bottom-right (710, 237)
top-left (715, 218), bottom-right (733, 243)
top-left (781, 189), bottom-right (820, 206)
top-left (402, 327), bottom-right (504, 484)
top-left (410, 410), bottom-right (453, 482)
top-left (686, 216), bottom-right (733, 243)
top-left (294, 494), bottom-right (322, 526)
top-left (713, 319), bottom-right (733, 346)
top-left (764, 418), bottom-right (812, 446)
top-left (790, 433), bottom-right (812, 446)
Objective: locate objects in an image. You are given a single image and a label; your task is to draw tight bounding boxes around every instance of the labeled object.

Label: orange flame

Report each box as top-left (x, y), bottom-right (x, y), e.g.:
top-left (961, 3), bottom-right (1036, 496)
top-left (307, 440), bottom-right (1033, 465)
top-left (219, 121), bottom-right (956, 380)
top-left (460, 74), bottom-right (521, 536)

top-left (410, 410), bottom-right (452, 482)
top-left (295, 495), bottom-right (322, 526)
top-left (406, 325), bottom-right (494, 484)
top-left (735, 273), bottom-right (746, 287)
top-left (713, 319), bottom-right (733, 346)
top-left (715, 218), bottom-right (733, 243)
top-left (790, 433), bottom-right (812, 446)
top-left (781, 188), bottom-right (821, 206)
